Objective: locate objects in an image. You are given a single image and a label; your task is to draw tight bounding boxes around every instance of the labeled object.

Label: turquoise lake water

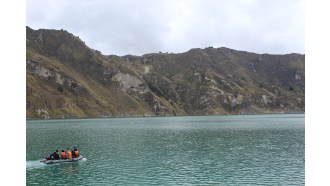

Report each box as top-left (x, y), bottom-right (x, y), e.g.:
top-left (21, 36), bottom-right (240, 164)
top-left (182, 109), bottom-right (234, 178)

top-left (26, 114), bottom-right (304, 185)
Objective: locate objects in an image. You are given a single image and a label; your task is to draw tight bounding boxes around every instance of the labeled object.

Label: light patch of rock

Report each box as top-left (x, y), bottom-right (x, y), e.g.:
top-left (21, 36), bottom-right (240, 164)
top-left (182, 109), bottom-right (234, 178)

top-left (296, 98), bottom-right (302, 104)
top-left (210, 85), bottom-right (224, 95)
top-left (205, 76), bottom-right (216, 84)
top-left (35, 108), bottom-right (49, 119)
top-left (230, 94), bottom-right (244, 106)
top-left (250, 63), bottom-right (257, 72)
top-left (112, 72), bottom-right (149, 93)
top-left (55, 73), bottom-right (64, 85)
top-left (144, 66), bottom-right (150, 74)
top-left (27, 60), bottom-right (52, 79)
top-left (295, 73), bottom-right (302, 80)
top-left (262, 88), bottom-right (275, 97)
top-left (221, 79), bottom-right (233, 89)
top-left (262, 94), bottom-right (270, 104)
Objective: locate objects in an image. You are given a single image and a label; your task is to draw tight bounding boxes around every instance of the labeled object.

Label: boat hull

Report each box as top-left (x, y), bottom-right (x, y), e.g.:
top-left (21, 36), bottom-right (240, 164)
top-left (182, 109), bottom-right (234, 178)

top-left (41, 155), bottom-right (83, 164)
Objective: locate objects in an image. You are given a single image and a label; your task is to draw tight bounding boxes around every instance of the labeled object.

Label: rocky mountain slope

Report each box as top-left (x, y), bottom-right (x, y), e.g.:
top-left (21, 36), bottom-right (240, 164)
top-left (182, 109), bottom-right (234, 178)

top-left (26, 27), bottom-right (305, 119)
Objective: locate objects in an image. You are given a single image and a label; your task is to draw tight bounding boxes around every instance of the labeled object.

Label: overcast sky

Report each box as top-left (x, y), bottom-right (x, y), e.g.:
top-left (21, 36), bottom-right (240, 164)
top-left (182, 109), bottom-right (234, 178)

top-left (26, 0), bottom-right (304, 56)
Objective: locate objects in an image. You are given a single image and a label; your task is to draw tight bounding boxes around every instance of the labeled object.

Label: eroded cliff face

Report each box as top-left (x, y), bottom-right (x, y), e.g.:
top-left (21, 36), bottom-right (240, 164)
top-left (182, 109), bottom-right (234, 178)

top-left (26, 27), bottom-right (304, 119)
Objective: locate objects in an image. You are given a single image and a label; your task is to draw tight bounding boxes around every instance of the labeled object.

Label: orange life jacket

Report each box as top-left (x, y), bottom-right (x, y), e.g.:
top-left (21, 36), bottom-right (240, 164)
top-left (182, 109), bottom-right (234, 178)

top-left (66, 151), bottom-right (72, 159)
top-left (61, 152), bottom-right (66, 158)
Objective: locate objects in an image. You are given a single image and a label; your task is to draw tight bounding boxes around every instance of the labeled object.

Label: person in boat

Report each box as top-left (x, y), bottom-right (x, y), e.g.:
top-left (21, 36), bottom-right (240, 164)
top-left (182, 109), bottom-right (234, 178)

top-left (53, 150), bottom-right (60, 160)
top-left (46, 150), bottom-right (60, 160)
top-left (71, 148), bottom-right (75, 158)
top-left (73, 147), bottom-right (79, 158)
top-left (61, 150), bottom-right (66, 159)
top-left (66, 147), bottom-right (72, 159)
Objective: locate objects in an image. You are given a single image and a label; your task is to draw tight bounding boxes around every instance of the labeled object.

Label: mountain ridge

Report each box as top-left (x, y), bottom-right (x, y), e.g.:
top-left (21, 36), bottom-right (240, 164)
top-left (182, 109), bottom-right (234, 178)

top-left (26, 26), bottom-right (304, 119)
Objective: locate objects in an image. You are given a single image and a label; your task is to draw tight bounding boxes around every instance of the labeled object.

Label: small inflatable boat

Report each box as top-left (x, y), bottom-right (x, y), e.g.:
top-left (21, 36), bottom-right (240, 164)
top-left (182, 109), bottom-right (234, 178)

top-left (40, 155), bottom-right (83, 164)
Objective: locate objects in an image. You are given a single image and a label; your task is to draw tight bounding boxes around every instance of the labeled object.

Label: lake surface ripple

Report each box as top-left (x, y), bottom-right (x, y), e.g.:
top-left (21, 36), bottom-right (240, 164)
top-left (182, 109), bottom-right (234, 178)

top-left (27, 114), bottom-right (304, 185)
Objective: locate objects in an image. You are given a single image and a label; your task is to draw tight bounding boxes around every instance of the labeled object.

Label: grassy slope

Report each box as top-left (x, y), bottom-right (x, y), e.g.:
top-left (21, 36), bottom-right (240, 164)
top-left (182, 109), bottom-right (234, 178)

top-left (26, 27), bottom-right (304, 118)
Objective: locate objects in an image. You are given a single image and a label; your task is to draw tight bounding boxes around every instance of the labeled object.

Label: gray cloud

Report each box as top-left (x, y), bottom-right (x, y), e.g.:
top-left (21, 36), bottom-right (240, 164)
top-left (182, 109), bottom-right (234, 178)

top-left (27, 0), bottom-right (304, 56)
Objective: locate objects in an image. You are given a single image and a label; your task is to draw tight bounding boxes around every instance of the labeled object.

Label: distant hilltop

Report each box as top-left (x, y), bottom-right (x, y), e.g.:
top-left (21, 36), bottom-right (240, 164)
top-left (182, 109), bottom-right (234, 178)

top-left (26, 26), bottom-right (304, 119)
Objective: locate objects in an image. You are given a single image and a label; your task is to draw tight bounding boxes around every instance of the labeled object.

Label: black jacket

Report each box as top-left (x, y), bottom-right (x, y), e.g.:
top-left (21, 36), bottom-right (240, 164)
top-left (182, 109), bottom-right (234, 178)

top-left (51, 152), bottom-right (60, 160)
